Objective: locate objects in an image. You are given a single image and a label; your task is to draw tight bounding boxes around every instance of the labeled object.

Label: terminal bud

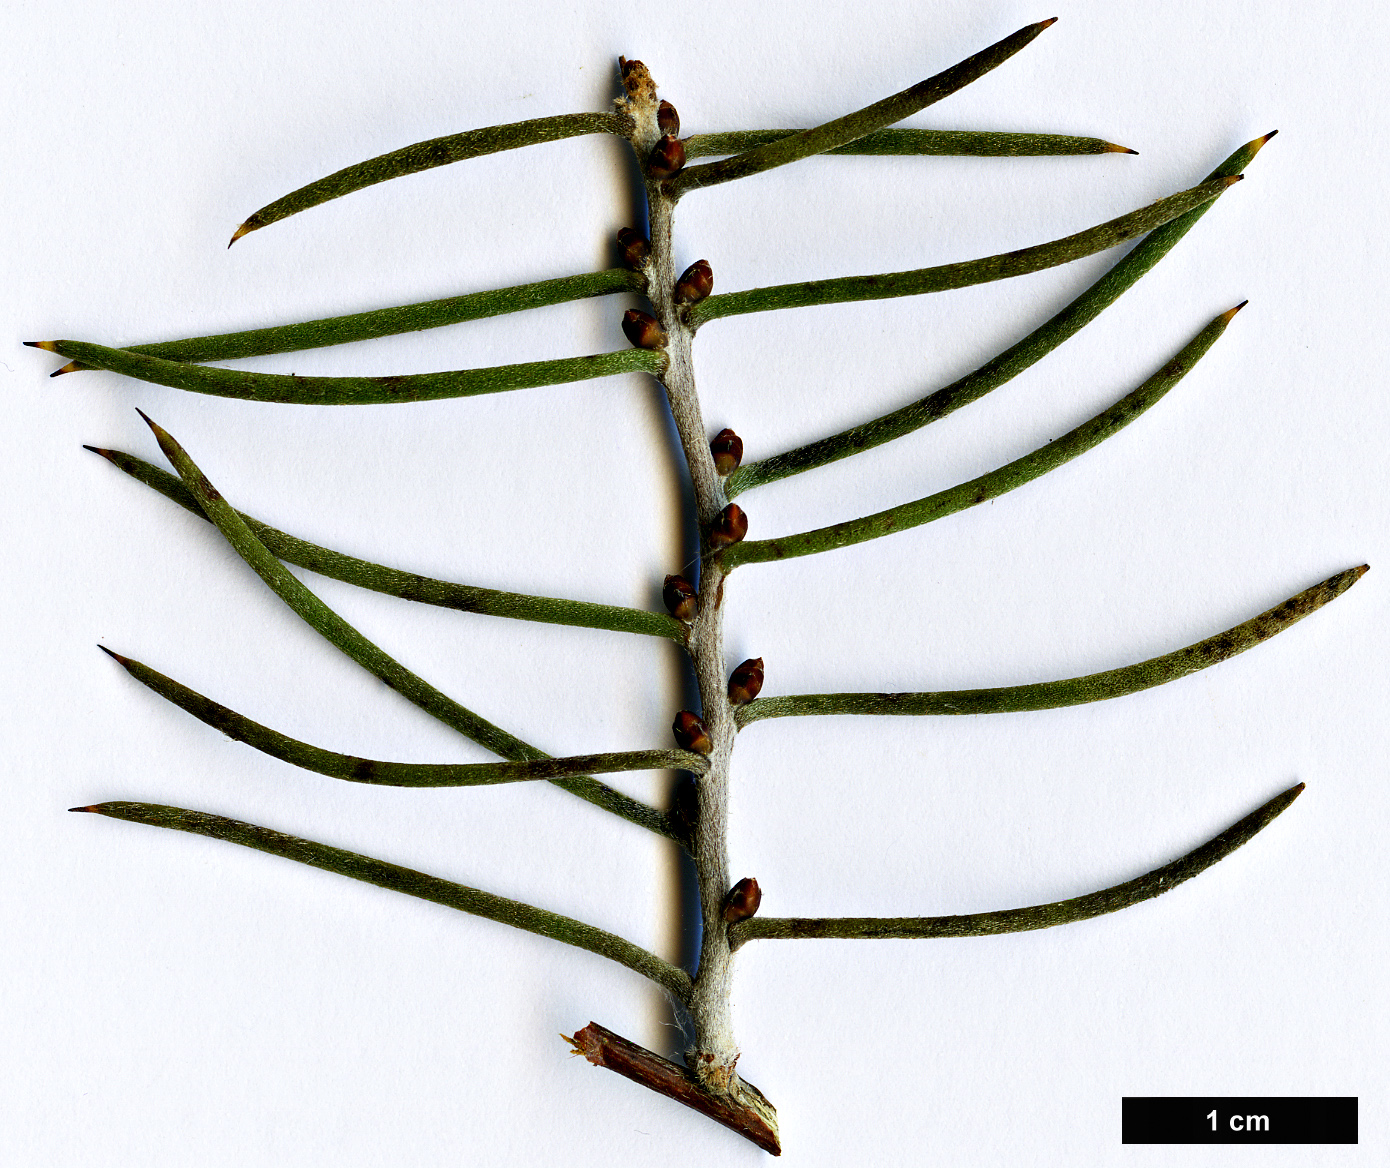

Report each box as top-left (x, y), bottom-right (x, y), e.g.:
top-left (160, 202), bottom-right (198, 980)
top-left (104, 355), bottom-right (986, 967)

top-left (708, 503), bottom-right (748, 548)
top-left (617, 227), bottom-right (650, 269)
top-left (647, 134), bottom-right (686, 179)
top-left (710, 428), bottom-right (743, 475)
top-left (727, 658), bottom-right (764, 706)
top-left (663, 574), bottom-right (697, 621)
top-left (673, 710), bottom-right (713, 755)
top-left (657, 100), bottom-right (680, 137)
top-left (622, 309), bottom-right (667, 350)
top-left (674, 259), bottom-right (713, 306)
top-left (722, 877), bottom-right (762, 923)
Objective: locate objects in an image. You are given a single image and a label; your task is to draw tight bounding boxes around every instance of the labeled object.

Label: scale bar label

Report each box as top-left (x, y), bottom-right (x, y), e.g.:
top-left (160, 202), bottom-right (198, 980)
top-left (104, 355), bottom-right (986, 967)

top-left (1122, 1097), bottom-right (1357, 1144)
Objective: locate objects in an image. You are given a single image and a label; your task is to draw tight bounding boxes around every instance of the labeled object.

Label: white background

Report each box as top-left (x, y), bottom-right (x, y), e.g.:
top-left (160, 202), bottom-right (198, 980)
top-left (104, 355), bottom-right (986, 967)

top-left (5, 2), bottom-right (1386, 1164)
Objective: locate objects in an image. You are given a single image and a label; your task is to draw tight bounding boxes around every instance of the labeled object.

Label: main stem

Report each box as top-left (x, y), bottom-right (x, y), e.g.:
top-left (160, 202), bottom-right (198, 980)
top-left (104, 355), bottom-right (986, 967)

top-left (621, 69), bottom-right (743, 1097)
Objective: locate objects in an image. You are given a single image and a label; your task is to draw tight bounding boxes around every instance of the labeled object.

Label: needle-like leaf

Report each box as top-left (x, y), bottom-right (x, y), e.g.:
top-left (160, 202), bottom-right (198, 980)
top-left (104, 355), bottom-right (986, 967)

top-left (84, 446), bottom-right (684, 641)
top-left (137, 413), bottom-right (676, 841)
top-left (674, 20), bottom-right (1057, 195)
top-left (229, 111), bottom-right (625, 244)
top-left (684, 127), bottom-right (1134, 158)
top-left (57, 270), bottom-right (644, 371)
top-left (725, 305), bottom-right (1238, 569)
top-left (730, 783), bottom-right (1304, 947)
top-left (70, 801), bottom-right (692, 1001)
top-left (41, 341), bottom-right (664, 405)
top-left (689, 176), bottom-right (1237, 328)
top-left (100, 646), bottom-right (708, 786)
top-left (726, 132), bottom-right (1273, 497)
top-left (736, 568), bottom-right (1367, 727)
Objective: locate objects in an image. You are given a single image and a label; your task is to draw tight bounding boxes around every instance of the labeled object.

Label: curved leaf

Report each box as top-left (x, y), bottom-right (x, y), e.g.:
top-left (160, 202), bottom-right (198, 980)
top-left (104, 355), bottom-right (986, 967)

top-left (72, 802), bottom-right (692, 1001)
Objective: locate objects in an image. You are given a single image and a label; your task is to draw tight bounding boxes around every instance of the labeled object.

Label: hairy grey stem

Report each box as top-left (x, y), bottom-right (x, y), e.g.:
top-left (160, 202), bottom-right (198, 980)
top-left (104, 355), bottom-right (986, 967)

top-left (621, 67), bottom-right (742, 1097)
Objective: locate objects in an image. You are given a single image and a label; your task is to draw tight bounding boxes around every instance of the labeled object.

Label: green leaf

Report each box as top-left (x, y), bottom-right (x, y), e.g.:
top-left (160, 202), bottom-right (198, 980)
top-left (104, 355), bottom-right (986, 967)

top-left (729, 783), bottom-right (1304, 947)
top-left (85, 447), bottom-right (684, 642)
top-left (137, 414), bottom-right (676, 841)
top-left (725, 306), bottom-right (1239, 569)
top-left (690, 175), bottom-right (1239, 327)
top-left (45, 340), bottom-right (664, 405)
top-left (72, 801), bottom-right (692, 1001)
top-left (230, 111), bottom-right (624, 244)
top-left (726, 132), bottom-right (1274, 497)
top-left (102, 646), bottom-right (708, 786)
top-left (684, 128), bottom-right (1134, 159)
top-left (54, 270), bottom-right (644, 369)
top-left (674, 20), bottom-right (1056, 195)
top-left (736, 568), bottom-right (1367, 726)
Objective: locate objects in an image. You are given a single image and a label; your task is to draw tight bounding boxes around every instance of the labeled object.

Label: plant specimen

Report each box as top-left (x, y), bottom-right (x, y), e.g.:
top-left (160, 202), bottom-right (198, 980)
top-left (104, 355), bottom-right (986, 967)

top-left (29, 17), bottom-right (1366, 1155)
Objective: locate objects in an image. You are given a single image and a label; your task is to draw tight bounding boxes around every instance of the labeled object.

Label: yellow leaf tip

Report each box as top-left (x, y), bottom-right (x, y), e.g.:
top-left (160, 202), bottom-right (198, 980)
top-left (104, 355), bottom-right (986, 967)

top-left (1038, 17), bottom-right (1059, 29)
top-left (69, 805), bottom-right (100, 813)
top-left (228, 222), bottom-right (254, 248)
top-left (24, 340), bottom-right (59, 352)
top-left (1354, 563), bottom-right (1370, 578)
top-left (52, 361), bottom-right (82, 377)
top-left (1104, 142), bottom-right (1139, 154)
top-left (1219, 300), bottom-right (1249, 324)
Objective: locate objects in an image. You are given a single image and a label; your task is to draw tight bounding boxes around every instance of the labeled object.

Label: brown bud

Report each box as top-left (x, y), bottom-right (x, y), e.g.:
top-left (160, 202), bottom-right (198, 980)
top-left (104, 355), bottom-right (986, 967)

top-left (657, 100), bottom-right (680, 137)
top-left (662, 574), bottom-right (697, 621)
top-left (673, 710), bottom-right (713, 755)
top-left (708, 503), bottom-right (748, 548)
top-left (722, 877), bottom-right (762, 923)
top-left (727, 658), bottom-right (764, 706)
top-left (646, 134), bottom-right (686, 180)
top-left (617, 227), bottom-right (650, 269)
top-left (673, 778), bottom-right (699, 837)
top-left (710, 428), bottom-right (743, 475)
top-left (622, 309), bottom-right (667, 350)
top-left (674, 259), bottom-right (713, 307)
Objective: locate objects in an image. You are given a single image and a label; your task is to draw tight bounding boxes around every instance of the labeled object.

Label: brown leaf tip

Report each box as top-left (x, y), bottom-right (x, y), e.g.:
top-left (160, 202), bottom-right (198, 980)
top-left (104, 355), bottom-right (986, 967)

top-left (1252, 129), bottom-right (1279, 151)
top-left (228, 222), bottom-right (254, 248)
top-left (52, 361), bottom-right (82, 377)
top-left (1220, 173), bottom-right (1245, 187)
top-left (1104, 142), bottom-right (1139, 155)
top-left (1354, 563), bottom-right (1370, 578)
top-left (97, 644), bottom-right (132, 667)
top-left (1038, 16), bottom-right (1059, 29)
top-left (25, 340), bottom-right (59, 352)
top-left (1218, 300), bottom-right (1249, 325)
top-left (68, 805), bottom-right (100, 813)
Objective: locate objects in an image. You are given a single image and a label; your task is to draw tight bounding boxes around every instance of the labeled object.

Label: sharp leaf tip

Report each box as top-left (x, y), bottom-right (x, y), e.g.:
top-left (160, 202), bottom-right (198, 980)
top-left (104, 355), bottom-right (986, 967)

top-left (69, 805), bottom-right (99, 813)
top-left (228, 222), bottom-right (253, 248)
top-left (1219, 300), bottom-right (1249, 324)
top-left (25, 340), bottom-right (59, 352)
